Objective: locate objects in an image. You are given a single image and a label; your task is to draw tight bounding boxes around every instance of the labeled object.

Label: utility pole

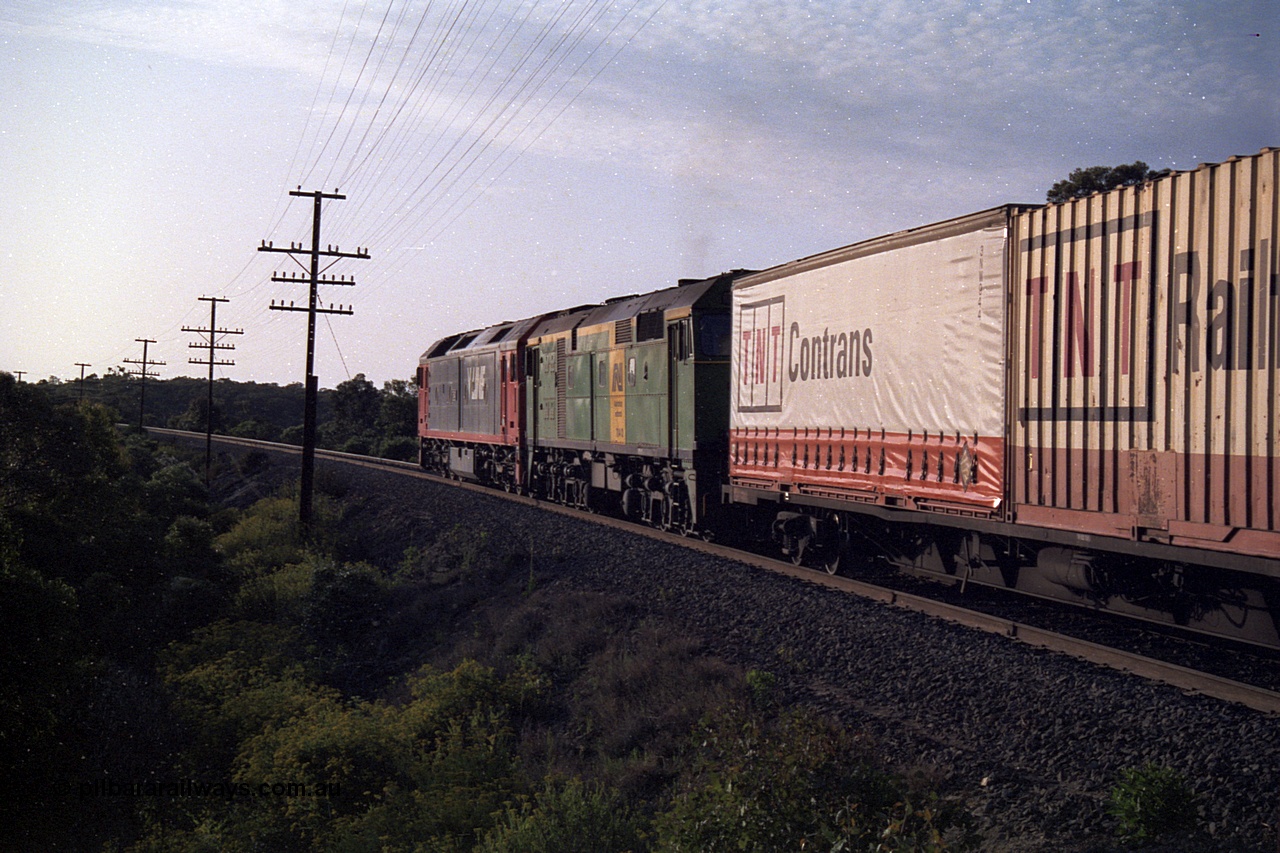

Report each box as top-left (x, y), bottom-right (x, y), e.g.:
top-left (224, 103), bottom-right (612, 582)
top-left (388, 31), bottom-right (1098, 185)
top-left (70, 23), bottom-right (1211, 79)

top-left (13, 371), bottom-right (25, 383)
top-left (123, 339), bottom-right (165, 430)
top-left (75, 363), bottom-right (91, 403)
top-left (258, 188), bottom-right (369, 525)
top-left (183, 296), bottom-right (243, 484)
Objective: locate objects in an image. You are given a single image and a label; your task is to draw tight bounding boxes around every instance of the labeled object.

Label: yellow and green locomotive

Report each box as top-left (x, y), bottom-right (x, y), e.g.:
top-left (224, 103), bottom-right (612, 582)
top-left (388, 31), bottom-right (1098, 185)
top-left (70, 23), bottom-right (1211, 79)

top-left (419, 271), bottom-right (744, 533)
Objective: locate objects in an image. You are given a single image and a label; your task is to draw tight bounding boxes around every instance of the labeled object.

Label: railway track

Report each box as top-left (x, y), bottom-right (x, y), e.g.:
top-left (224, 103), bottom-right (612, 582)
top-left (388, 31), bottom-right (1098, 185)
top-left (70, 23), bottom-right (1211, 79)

top-left (152, 428), bottom-right (1280, 716)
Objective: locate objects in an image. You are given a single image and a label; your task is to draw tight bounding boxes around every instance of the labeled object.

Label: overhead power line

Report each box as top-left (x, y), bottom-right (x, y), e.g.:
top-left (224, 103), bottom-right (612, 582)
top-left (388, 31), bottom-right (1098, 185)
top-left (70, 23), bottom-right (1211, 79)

top-left (208, 0), bottom-right (665, 387)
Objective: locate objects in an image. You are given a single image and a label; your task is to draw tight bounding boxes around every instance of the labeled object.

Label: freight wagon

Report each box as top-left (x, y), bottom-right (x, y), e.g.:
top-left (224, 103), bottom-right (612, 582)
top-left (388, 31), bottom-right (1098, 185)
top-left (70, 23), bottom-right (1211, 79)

top-left (726, 149), bottom-right (1279, 645)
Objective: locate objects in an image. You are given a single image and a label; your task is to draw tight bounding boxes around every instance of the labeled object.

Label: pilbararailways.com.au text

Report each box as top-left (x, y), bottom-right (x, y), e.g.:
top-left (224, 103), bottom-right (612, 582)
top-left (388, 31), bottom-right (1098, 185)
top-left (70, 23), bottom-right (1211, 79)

top-left (79, 780), bottom-right (341, 799)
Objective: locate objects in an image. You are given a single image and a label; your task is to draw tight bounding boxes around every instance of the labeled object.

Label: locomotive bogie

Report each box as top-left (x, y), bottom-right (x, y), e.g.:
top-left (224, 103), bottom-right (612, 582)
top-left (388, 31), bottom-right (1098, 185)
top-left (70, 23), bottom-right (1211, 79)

top-left (419, 437), bottom-right (520, 490)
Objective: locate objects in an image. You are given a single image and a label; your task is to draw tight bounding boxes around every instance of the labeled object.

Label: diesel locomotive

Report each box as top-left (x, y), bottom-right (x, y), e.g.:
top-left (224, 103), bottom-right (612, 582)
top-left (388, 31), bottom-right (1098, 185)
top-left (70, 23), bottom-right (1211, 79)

top-left (419, 148), bottom-right (1280, 647)
top-left (418, 273), bottom-right (744, 534)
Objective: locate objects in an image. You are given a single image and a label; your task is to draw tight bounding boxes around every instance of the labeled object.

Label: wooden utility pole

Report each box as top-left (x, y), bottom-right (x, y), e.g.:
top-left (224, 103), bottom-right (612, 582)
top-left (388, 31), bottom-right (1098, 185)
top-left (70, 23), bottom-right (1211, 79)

top-left (75, 363), bottom-right (91, 403)
top-left (258, 188), bottom-right (369, 525)
top-left (123, 339), bottom-right (165, 429)
top-left (183, 296), bottom-right (243, 484)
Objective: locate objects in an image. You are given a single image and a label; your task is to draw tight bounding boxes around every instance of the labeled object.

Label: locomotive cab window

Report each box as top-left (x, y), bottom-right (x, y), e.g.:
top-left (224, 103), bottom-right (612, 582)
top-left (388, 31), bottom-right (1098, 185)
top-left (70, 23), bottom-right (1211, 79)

top-left (697, 314), bottom-right (731, 358)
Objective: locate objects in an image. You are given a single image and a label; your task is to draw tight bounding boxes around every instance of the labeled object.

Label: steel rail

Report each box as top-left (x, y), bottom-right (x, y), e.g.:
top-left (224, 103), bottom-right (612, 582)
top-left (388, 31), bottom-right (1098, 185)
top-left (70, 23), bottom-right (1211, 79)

top-left (147, 429), bottom-right (1280, 716)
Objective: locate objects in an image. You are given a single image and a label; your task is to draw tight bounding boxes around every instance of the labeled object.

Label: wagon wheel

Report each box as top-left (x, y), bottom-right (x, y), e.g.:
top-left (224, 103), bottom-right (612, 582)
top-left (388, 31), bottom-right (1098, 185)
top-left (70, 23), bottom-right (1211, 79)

top-left (821, 533), bottom-right (847, 575)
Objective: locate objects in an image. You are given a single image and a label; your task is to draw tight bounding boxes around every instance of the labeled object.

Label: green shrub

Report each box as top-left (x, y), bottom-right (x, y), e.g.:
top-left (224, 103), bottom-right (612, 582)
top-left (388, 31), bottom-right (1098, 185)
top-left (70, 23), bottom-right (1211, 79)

top-left (745, 669), bottom-right (777, 709)
top-left (375, 435), bottom-right (419, 462)
top-left (229, 419), bottom-right (280, 442)
top-left (214, 497), bottom-right (304, 575)
top-left (158, 620), bottom-right (330, 774)
top-left (478, 777), bottom-right (645, 853)
top-left (232, 560), bottom-right (315, 622)
top-left (1107, 762), bottom-right (1197, 840)
top-left (397, 524), bottom-right (491, 583)
top-left (301, 561), bottom-right (388, 648)
top-left (655, 706), bottom-right (974, 852)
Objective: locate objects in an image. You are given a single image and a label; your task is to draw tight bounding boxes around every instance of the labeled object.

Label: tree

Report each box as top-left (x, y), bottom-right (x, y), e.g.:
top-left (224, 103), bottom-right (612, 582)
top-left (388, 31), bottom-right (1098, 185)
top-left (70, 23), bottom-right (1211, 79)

top-left (377, 378), bottom-right (418, 438)
top-left (324, 373), bottom-right (381, 450)
top-left (168, 395), bottom-right (223, 432)
top-left (1047, 161), bottom-right (1160, 203)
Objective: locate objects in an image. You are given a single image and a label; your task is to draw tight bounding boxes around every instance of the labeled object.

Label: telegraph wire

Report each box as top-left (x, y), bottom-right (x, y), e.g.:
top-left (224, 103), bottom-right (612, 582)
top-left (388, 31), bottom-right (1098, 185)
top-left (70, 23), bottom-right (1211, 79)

top-left (331, 0), bottom-right (439, 189)
top-left (296, 0), bottom-right (377, 191)
top-left (325, 314), bottom-right (354, 381)
top-left (134, 0), bottom-right (664, 386)
top-left (318, 0), bottom-right (411, 192)
top-left (347, 0), bottom-right (667, 296)
top-left (267, 0), bottom-right (358, 247)
top-left (327, 0), bottom-right (646, 250)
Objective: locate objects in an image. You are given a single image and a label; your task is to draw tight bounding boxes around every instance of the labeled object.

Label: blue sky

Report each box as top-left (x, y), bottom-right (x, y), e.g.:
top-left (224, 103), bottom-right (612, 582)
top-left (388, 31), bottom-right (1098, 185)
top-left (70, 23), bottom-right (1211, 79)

top-left (2, 0), bottom-right (1276, 388)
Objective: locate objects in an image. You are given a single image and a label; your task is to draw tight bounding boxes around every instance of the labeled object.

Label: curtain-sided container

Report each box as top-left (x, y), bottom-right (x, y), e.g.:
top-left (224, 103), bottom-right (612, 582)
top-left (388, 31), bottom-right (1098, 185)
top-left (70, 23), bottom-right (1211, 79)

top-left (729, 207), bottom-right (1024, 516)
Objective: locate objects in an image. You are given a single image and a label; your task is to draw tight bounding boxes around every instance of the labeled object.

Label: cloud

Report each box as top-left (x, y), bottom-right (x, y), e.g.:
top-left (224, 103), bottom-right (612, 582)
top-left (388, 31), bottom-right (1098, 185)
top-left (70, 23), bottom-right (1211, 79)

top-left (1, 0), bottom-right (338, 70)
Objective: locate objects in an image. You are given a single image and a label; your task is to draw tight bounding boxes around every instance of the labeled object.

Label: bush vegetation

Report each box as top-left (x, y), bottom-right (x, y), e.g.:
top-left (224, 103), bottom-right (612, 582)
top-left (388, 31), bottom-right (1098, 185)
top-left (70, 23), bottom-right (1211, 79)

top-left (34, 370), bottom-right (419, 460)
top-left (1, 371), bottom-right (977, 851)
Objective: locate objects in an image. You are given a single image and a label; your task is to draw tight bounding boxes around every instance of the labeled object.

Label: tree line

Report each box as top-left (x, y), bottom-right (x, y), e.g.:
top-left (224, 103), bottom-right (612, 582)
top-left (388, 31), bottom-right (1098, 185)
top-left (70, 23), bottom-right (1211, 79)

top-left (33, 371), bottom-right (419, 460)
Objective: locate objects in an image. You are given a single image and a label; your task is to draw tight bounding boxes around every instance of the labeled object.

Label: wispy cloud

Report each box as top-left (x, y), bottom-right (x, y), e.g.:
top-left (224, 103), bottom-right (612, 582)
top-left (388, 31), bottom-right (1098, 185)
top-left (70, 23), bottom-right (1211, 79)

top-left (554, 0), bottom-right (1276, 203)
top-left (2, 0), bottom-right (338, 69)
top-left (3, 0), bottom-right (1274, 385)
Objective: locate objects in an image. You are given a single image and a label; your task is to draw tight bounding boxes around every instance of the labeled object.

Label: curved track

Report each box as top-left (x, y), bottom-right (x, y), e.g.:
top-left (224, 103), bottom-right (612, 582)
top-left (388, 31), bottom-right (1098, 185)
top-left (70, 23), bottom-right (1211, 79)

top-left (150, 429), bottom-right (1280, 715)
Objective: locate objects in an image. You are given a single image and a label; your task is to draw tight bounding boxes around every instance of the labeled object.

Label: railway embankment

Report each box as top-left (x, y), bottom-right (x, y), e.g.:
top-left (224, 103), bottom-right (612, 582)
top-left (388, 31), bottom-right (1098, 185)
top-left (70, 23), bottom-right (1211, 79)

top-left (201, 438), bottom-right (1280, 852)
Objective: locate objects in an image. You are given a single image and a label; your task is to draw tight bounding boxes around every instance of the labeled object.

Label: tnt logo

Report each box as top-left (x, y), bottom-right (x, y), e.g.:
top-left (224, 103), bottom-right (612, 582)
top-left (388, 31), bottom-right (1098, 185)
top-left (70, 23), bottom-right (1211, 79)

top-left (1024, 262), bottom-right (1141, 380)
top-left (737, 296), bottom-right (784, 412)
top-left (1025, 243), bottom-right (1277, 381)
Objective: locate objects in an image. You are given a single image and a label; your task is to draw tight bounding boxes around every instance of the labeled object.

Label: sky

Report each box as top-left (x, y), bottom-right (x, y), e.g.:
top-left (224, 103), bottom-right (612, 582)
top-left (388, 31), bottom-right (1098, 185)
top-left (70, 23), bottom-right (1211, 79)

top-left (2, 0), bottom-right (1277, 390)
